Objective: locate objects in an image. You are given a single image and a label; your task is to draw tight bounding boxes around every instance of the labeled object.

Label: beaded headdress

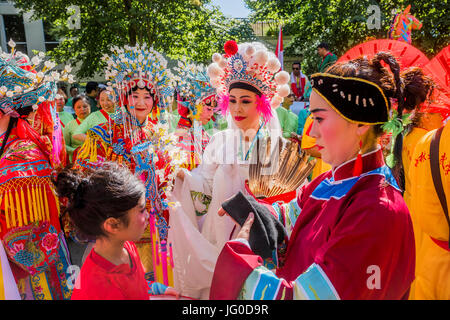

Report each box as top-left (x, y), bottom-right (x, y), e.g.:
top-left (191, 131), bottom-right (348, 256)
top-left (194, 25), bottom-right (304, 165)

top-left (207, 41), bottom-right (291, 108)
top-left (0, 40), bottom-right (73, 167)
top-left (173, 58), bottom-right (217, 120)
top-left (102, 43), bottom-right (175, 117)
top-left (0, 40), bottom-right (73, 118)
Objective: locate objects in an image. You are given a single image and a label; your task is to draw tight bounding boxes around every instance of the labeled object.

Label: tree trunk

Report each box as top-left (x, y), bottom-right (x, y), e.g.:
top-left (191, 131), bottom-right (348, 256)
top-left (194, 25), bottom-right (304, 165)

top-left (124, 0), bottom-right (137, 45)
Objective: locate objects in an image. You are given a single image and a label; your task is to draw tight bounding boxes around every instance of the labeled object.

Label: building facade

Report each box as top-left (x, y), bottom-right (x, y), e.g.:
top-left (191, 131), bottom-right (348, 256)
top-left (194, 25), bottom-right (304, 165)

top-left (0, 1), bottom-right (59, 56)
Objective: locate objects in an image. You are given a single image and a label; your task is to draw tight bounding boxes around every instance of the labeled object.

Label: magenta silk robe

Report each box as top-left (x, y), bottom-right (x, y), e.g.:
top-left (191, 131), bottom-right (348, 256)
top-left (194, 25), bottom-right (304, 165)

top-left (210, 149), bottom-right (415, 300)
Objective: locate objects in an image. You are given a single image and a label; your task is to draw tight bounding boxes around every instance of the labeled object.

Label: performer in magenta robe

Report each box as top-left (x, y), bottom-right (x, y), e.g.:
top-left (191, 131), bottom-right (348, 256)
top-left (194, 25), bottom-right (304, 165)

top-left (210, 52), bottom-right (417, 300)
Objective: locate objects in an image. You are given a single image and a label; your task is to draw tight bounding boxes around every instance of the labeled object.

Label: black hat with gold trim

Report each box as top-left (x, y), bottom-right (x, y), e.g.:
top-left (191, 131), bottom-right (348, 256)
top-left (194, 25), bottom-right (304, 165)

top-left (310, 73), bottom-right (390, 125)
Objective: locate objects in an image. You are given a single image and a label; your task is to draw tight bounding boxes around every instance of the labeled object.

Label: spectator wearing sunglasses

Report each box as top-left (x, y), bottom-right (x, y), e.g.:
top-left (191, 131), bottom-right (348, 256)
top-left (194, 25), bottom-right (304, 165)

top-left (291, 62), bottom-right (307, 101)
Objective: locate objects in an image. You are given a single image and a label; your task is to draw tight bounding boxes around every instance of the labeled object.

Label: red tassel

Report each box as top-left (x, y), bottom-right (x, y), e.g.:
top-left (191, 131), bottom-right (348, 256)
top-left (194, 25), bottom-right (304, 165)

top-left (353, 140), bottom-right (363, 177)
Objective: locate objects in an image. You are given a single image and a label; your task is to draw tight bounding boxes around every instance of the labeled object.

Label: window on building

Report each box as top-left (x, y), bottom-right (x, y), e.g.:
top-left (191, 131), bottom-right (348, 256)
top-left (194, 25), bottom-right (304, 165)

top-left (43, 20), bottom-right (59, 51)
top-left (3, 14), bottom-right (27, 53)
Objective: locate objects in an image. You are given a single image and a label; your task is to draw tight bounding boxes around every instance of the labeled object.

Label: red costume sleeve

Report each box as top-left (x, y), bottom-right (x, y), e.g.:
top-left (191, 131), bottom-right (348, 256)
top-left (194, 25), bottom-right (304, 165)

top-left (210, 184), bottom-right (415, 300)
top-left (210, 240), bottom-right (264, 300)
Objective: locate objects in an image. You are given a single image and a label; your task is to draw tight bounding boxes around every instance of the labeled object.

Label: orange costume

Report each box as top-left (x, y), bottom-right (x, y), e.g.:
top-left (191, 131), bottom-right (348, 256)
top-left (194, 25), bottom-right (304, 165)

top-left (409, 123), bottom-right (450, 299)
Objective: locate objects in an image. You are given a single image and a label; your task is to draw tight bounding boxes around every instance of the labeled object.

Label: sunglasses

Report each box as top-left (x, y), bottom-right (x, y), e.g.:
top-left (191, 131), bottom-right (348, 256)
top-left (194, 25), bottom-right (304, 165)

top-left (292, 67), bottom-right (299, 70)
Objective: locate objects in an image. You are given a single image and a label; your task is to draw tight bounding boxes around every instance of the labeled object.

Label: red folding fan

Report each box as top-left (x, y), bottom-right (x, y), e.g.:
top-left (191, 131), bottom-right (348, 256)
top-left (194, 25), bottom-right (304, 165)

top-left (337, 39), bottom-right (430, 70)
top-left (423, 45), bottom-right (450, 100)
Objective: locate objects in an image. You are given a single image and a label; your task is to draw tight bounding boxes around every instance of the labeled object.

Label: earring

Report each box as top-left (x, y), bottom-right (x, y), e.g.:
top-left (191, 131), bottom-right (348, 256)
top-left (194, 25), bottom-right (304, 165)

top-left (353, 138), bottom-right (363, 177)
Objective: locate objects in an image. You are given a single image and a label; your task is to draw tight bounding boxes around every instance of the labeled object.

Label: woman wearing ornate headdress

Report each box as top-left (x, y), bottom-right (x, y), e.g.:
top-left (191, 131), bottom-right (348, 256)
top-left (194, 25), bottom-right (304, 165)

top-left (173, 58), bottom-right (217, 171)
top-left (168, 41), bottom-right (289, 299)
top-left (73, 44), bottom-right (182, 287)
top-left (0, 41), bottom-right (73, 300)
top-left (210, 52), bottom-right (417, 300)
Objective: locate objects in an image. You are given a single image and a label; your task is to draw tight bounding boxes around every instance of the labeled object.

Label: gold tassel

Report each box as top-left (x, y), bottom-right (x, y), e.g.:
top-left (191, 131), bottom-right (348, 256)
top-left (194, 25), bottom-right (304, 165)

top-left (27, 187), bottom-right (34, 223)
top-left (43, 185), bottom-right (50, 222)
top-left (106, 147), bottom-right (113, 159)
top-left (14, 190), bottom-right (23, 227)
top-left (4, 191), bottom-right (10, 229)
top-left (37, 185), bottom-right (45, 221)
top-left (8, 191), bottom-right (15, 228)
top-left (34, 185), bottom-right (42, 221)
top-left (51, 187), bottom-right (60, 217)
top-left (77, 133), bottom-right (91, 161)
top-left (31, 185), bottom-right (39, 222)
top-left (88, 135), bottom-right (98, 163)
top-left (20, 188), bottom-right (28, 225)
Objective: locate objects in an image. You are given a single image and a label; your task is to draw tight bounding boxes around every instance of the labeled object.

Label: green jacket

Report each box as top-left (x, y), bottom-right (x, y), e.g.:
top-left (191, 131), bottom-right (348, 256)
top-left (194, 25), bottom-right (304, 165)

top-left (59, 111), bottom-right (74, 128)
top-left (73, 110), bottom-right (111, 137)
top-left (318, 52), bottom-right (338, 73)
top-left (64, 119), bottom-right (84, 162)
top-left (276, 106), bottom-right (298, 139)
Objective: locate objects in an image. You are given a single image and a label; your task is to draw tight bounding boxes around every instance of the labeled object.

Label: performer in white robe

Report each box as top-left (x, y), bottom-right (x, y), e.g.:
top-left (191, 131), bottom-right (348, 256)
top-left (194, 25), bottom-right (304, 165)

top-left (0, 241), bottom-right (21, 300)
top-left (168, 41), bottom-right (291, 299)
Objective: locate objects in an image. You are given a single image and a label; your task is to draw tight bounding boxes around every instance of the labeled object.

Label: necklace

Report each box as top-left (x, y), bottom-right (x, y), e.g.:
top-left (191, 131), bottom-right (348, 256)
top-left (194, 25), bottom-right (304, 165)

top-left (238, 121), bottom-right (265, 161)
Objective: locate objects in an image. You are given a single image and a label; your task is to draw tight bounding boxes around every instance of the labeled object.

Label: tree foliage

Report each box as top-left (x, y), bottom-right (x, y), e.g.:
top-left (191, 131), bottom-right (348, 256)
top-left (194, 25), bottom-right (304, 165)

top-left (244, 0), bottom-right (449, 75)
top-left (13, 0), bottom-right (256, 78)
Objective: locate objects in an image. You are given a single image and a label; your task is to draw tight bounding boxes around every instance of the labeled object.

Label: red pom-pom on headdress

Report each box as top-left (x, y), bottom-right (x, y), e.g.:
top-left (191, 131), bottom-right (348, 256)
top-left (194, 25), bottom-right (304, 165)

top-left (224, 40), bottom-right (238, 57)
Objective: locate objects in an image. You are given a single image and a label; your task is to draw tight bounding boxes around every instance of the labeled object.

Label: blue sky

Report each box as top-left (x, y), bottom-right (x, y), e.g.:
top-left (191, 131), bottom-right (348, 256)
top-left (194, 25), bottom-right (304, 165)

top-left (210, 0), bottom-right (251, 18)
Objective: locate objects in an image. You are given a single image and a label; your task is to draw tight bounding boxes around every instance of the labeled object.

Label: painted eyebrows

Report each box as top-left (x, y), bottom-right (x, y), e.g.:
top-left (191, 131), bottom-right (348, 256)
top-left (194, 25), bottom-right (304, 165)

top-left (310, 108), bottom-right (328, 113)
top-left (229, 95), bottom-right (252, 99)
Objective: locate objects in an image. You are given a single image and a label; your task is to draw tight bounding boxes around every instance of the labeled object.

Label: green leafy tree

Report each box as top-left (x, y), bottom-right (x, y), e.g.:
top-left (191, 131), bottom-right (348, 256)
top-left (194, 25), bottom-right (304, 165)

top-left (12, 0), bottom-right (256, 78)
top-left (245, 0), bottom-right (449, 75)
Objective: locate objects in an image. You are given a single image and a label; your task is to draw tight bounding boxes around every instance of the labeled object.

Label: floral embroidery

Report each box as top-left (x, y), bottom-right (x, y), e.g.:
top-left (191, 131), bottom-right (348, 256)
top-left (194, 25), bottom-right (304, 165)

top-left (41, 233), bottom-right (60, 252)
top-left (3, 222), bottom-right (60, 275)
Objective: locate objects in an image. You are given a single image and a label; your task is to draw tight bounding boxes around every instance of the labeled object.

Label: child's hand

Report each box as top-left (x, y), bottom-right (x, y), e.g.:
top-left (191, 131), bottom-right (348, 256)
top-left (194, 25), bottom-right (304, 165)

top-left (164, 287), bottom-right (180, 299)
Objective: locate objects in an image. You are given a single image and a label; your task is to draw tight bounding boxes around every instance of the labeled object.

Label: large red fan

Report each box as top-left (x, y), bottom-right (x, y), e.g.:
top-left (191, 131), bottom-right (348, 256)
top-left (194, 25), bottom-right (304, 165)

top-left (423, 45), bottom-right (450, 100)
top-left (337, 39), bottom-right (430, 70)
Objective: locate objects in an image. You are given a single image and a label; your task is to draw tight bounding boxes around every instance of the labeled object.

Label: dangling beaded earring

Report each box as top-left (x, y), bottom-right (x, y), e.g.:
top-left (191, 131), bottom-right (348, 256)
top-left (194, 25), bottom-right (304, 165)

top-left (353, 138), bottom-right (363, 177)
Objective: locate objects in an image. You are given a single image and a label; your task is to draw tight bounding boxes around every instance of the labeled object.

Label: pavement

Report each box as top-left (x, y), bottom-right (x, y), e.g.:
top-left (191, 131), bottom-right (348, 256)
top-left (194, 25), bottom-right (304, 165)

top-left (66, 238), bottom-right (88, 267)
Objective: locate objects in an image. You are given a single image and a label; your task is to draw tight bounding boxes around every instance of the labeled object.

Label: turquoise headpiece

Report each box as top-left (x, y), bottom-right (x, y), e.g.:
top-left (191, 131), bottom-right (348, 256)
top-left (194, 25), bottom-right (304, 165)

top-left (0, 40), bottom-right (73, 117)
top-left (173, 58), bottom-right (216, 118)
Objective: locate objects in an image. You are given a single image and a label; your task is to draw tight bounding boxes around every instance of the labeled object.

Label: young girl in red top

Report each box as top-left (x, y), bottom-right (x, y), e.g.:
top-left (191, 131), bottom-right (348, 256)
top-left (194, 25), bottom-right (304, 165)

top-left (56, 162), bottom-right (179, 300)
